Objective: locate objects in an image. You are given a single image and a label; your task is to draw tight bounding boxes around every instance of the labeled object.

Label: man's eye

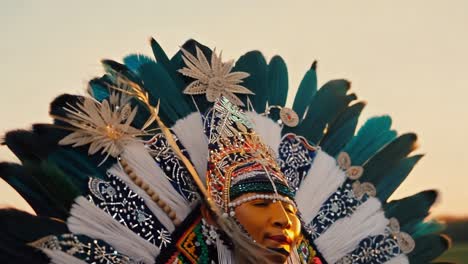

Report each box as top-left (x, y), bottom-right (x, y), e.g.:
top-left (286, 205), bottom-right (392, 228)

top-left (252, 200), bottom-right (270, 207)
top-left (284, 204), bottom-right (297, 214)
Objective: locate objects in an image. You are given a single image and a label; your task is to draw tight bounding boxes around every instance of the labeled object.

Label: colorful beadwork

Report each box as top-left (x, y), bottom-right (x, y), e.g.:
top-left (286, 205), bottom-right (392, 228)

top-left (204, 97), bottom-right (290, 212)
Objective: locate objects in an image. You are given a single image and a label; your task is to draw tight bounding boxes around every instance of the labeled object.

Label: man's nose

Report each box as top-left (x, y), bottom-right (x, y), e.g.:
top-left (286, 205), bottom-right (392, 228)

top-left (271, 201), bottom-right (292, 228)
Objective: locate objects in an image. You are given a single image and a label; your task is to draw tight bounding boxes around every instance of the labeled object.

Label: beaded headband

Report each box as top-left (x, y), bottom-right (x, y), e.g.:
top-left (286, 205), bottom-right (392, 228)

top-left (204, 97), bottom-right (293, 212)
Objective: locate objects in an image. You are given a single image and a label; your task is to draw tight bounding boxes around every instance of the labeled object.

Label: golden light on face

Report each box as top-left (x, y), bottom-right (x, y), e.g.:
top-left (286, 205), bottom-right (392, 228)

top-left (233, 193), bottom-right (301, 258)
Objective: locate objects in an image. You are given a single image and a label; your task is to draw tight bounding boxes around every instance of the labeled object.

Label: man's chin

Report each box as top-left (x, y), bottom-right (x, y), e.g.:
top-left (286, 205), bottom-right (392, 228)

top-left (265, 247), bottom-right (290, 263)
top-left (268, 247), bottom-right (290, 256)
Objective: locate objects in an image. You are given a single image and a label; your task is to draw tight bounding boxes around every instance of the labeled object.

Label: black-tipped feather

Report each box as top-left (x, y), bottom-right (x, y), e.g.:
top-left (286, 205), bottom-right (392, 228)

top-left (285, 79), bottom-right (355, 143)
top-left (408, 234), bottom-right (451, 263)
top-left (232, 51), bottom-right (268, 112)
top-left (0, 162), bottom-right (54, 217)
top-left (377, 154), bottom-right (424, 202)
top-left (361, 133), bottom-right (418, 183)
top-left (267, 55), bottom-right (288, 107)
top-left (0, 209), bottom-right (67, 264)
top-left (138, 62), bottom-right (192, 125)
top-left (320, 102), bottom-right (366, 157)
top-left (384, 190), bottom-right (438, 230)
top-left (150, 38), bottom-right (187, 92)
top-left (292, 63), bottom-right (318, 119)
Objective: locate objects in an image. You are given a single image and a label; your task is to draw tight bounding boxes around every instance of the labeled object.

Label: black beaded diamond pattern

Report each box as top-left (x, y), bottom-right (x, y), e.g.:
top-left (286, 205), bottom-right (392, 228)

top-left (87, 173), bottom-right (172, 249)
top-left (278, 134), bottom-right (317, 192)
top-left (308, 179), bottom-right (368, 239)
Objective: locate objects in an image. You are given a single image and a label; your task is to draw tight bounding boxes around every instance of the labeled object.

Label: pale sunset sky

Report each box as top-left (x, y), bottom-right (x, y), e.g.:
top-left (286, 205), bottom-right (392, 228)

top-left (0, 0), bottom-right (467, 217)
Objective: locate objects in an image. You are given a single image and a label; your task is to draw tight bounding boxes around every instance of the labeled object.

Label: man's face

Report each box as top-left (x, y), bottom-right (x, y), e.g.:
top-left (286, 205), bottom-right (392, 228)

top-left (233, 193), bottom-right (302, 260)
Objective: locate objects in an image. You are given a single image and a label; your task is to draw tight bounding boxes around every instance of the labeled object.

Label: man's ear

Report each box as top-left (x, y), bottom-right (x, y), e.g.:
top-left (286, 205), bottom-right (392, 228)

top-left (200, 203), bottom-right (218, 226)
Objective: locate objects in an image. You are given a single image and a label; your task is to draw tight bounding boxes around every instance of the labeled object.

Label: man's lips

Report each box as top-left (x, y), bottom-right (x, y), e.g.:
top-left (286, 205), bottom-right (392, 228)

top-left (266, 235), bottom-right (292, 244)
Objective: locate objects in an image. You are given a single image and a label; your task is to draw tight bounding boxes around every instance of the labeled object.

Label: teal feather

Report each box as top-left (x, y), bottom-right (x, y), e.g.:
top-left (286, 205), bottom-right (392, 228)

top-left (24, 160), bottom-right (81, 213)
top-left (101, 59), bottom-right (142, 86)
top-left (384, 190), bottom-right (437, 229)
top-left (1, 160), bottom-right (70, 219)
top-left (361, 133), bottom-right (418, 184)
top-left (285, 80), bottom-right (355, 143)
top-left (47, 148), bottom-right (107, 183)
top-left (408, 234), bottom-right (451, 263)
top-left (411, 220), bottom-right (446, 238)
top-left (138, 62), bottom-right (192, 125)
top-left (88, 77), bottom-right (111, 102)
top-left (232, 51), bottom-right (268, 112)
top-left (267, 55), bottom-right (288, 107)
top-left (292, 62), bottom-right (318, 119)
top-left (150, 38), bottom-right (187, 92)
top-left (3, 130), bottom-right (43, 163)
top-left (342, 116), bottom-right (397, 165)
top-left (0, 162), bottom-right (54, 217)
top-left (377, 155), bottom-right (423, 202)
top-left (123, 54), bottom-right (155, 74)
top-left (320, 102), bottom-right (366, 157)
top-left (0, 209), bottom-right (67, 263)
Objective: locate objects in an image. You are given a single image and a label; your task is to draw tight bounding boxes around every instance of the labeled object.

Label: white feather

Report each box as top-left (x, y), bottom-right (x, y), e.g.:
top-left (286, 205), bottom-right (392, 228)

top-left (216, 236), bottom-right (234, 264)
top-left (246, 112), bottom-right (282, 156)
top-left (383, 255), bottom-right (409, 264)
top-left (295, 150), bottom-right (347, 223)
top-left (107, 164), bottom-right (174, 231)
top-left (171, 112), bottom-right (208, 183)
top-left (315, 197), bottom-right (388, 263)
top-left (42, 249), bottom-right (88, 264)
top-left (67, 196), bottom-right (157, 264)
top-left (121, 141), bottom-right (191, 220)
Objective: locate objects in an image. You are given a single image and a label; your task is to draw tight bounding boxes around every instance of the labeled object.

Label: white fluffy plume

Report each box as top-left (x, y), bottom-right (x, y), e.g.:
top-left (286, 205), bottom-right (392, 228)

top-left (246, 112), bottom-right (282, 156)
top-left (171, 112), bottom-right (208, 184)
top-left (120, 141), bottom-right (191, 220)
top-left (295, 150), bottom-right (347, 223)
top-left (67, 196), bottom-right (158, 264)
top-left (315, 197), bottom-right (388, 263)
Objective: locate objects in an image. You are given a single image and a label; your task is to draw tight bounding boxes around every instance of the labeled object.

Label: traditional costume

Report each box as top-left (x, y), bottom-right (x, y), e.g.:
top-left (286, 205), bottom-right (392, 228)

top-left (0, 38), bottom-right (450, 263)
